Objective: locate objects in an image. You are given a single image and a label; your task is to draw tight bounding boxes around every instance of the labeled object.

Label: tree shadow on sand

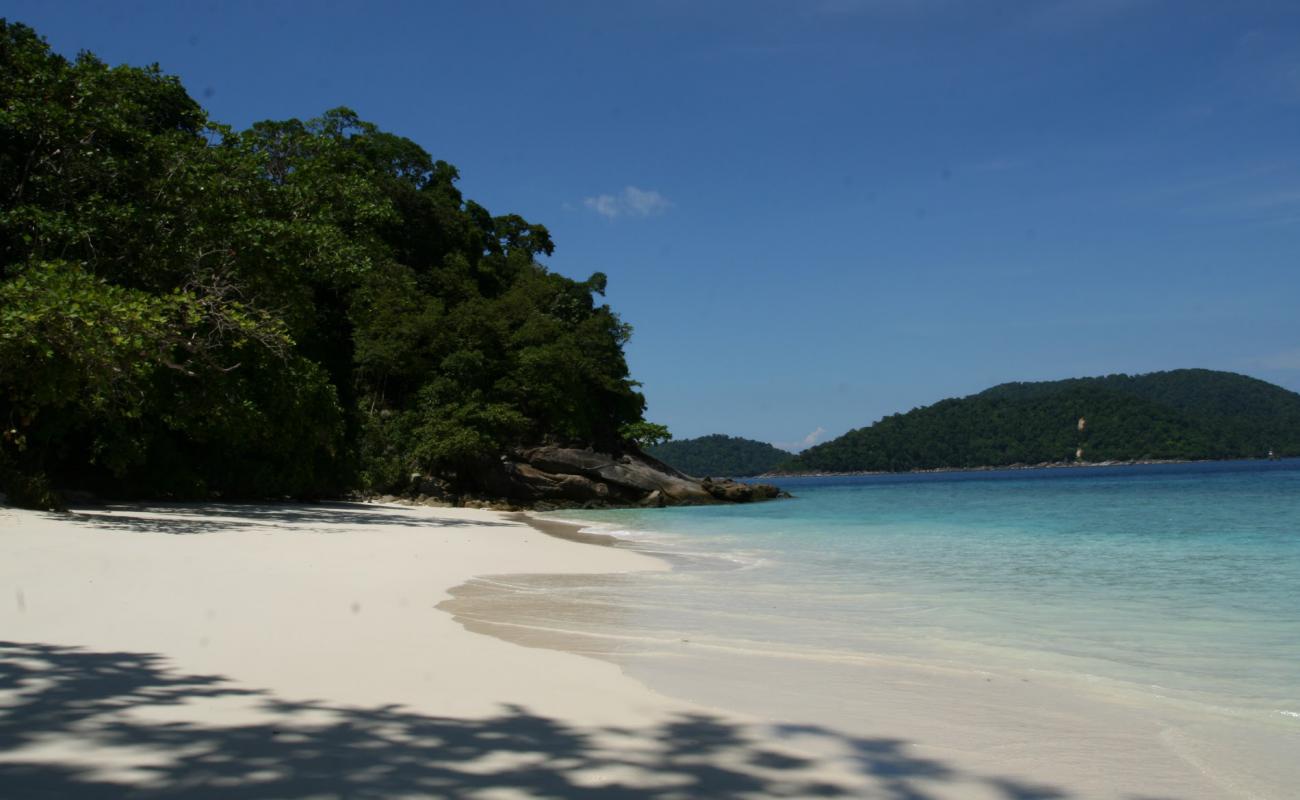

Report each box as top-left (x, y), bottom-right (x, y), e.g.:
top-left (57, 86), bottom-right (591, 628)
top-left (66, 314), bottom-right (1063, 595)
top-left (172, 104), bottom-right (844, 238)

top-left (0, 641), bottom-right (1075, 799)
top-left (59, 502), bottom-right (514, 536)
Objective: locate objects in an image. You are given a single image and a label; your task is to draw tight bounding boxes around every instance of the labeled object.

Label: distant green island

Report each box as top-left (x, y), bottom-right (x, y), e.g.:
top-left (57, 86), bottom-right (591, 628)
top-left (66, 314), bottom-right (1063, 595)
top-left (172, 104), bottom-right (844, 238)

top-left (778, 369), bottom-right (1300, 474)
top-left (648, 435), bottom-right (792, 477)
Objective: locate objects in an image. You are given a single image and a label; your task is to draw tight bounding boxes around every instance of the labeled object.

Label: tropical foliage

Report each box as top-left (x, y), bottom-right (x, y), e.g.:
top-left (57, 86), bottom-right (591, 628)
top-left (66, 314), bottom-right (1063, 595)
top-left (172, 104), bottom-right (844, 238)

top-left (0, 21), bottom-right (646, 506)
top-left (649, 434), bottom-right (792, 477)
top-left (620, 421), bottom-right (672, 449)
top-left (783, 370), bottom-right (1300, 473)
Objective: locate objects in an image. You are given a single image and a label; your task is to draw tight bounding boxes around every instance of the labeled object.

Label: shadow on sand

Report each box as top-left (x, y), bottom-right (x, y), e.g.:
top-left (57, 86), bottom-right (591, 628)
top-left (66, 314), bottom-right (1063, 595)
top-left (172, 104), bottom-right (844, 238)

top-left (0, 640), bottom-right (1075, 799)
top-left (60, 502), bottom-right (514, 536)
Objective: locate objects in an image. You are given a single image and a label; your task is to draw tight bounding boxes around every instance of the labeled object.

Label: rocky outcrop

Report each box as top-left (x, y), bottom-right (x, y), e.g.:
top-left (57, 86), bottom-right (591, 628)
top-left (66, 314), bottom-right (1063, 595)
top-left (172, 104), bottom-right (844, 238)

top-left (522, 446), bottom-right (715, 504)
top-left (699, 477), bottom-right (785, 503)
top-left (443, 445), bottom-right (791, 509)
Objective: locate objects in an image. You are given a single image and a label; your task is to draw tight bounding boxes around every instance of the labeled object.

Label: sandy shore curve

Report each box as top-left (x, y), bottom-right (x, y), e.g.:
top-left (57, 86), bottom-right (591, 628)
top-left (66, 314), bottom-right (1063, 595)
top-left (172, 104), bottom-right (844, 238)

top-left (0, 501), bottom-right (1256, 798)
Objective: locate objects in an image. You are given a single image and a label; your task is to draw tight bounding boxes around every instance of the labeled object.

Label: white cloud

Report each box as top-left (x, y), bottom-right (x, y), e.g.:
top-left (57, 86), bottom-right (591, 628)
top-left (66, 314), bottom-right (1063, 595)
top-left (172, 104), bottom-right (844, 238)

top-left (776, 426), bottom-right (829, 453)
top-left (584, 194), bottom-right (620, 218)
top-left (583, 186), bottom-right (672, 219)
top-left (801, 426), bottom-right (828, 448)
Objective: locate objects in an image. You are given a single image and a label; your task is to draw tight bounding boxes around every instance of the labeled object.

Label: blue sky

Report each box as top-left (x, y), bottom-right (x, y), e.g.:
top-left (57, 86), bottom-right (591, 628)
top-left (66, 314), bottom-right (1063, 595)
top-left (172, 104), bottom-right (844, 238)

top-left (10, 0), bottom-right (1300, 450)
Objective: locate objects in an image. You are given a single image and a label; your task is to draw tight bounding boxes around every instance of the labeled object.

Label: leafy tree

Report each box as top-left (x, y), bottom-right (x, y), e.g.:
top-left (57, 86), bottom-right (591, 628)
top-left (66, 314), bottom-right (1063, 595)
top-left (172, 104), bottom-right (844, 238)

top-left (621, 422), bottom-right (673, 449)
top-left (0, 21), bottom-right (650, 506)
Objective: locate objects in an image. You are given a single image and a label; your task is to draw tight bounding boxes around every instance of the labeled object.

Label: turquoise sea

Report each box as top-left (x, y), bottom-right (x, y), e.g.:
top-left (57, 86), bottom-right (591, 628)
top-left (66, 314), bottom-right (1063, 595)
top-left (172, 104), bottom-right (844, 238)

top-left (537, 460), bottom-right (1300, 734)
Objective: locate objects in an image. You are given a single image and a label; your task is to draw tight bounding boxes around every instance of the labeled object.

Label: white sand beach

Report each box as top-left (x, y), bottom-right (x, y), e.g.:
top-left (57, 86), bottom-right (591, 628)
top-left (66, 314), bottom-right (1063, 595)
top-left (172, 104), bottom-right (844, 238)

top-left (0, 501), bottom-right (1265, 798)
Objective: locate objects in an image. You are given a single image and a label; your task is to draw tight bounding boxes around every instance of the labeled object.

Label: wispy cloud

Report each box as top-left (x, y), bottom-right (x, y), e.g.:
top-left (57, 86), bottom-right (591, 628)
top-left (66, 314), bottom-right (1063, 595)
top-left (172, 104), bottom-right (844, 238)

top-left (1139, 161), bottom-right (1294, 202)
top-left (802, 426), bottom-right (828, 448)
top-left (776, 426), bottom-right (828, 453)
top-left (1234, 189), bottom-right (1300, 212)
top-left (1246, 349), bottom-right (1300, 371)
top-left (1123, 160), bottom-right (1300, 227)
top-left (583, 186), bottom-right (673, 219)
top-left (1226, 29), bottom-right (1300, 106)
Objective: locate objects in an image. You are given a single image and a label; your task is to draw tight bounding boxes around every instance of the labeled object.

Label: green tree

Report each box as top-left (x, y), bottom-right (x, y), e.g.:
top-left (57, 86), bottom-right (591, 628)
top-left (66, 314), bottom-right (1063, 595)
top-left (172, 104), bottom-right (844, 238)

top-left (621, 422), bottom-right (673, 449)
top-left (1, 21), bottom-right (652, 505)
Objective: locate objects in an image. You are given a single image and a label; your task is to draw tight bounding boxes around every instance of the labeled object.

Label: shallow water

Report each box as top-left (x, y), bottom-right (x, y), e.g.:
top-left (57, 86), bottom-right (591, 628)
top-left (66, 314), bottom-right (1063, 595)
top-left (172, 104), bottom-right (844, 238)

top-left (443, 460), bottom-right (1300, 795)
top-left (540, 460), bottom-right (1300, 727)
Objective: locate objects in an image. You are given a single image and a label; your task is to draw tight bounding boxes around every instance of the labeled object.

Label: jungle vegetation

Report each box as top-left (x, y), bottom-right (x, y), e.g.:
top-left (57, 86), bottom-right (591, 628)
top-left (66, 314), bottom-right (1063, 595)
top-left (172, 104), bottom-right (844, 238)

top-left (0, 21), bottom-right (654, 508)
top-left (782, 370), bottom-right (1300, 473)
top-left (648, 434), bottom-right (792, 477)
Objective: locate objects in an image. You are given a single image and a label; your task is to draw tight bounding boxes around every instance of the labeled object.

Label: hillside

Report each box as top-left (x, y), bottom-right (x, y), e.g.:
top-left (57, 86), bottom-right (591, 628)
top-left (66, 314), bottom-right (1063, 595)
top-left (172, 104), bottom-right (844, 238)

top-left (781, 369), bottom-right (1300, 473)
top-left (0, 23), bottom-right (671, 509)
top-left (649, 435), bottom-right (793, 477)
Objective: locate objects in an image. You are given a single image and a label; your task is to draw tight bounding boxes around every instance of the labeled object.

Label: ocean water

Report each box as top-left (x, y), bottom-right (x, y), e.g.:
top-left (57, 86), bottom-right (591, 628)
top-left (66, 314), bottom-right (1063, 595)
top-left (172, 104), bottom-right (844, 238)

top-left (531, 460), bottom-right (1300, 733)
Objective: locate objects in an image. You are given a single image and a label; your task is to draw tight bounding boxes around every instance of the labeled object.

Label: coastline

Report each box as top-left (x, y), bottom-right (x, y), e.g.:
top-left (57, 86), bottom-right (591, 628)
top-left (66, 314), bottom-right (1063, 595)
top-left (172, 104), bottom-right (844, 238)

top-left (761, 455), bottom-right (1285, 479)
top-left (508, 510), bottom-right (623, 547)
top-left (454, 509), bottom-right (1294, 800)
top-left (0, 499), bottom-right (1280, 797)
top-left (0, 500), bottom-right (911, 796)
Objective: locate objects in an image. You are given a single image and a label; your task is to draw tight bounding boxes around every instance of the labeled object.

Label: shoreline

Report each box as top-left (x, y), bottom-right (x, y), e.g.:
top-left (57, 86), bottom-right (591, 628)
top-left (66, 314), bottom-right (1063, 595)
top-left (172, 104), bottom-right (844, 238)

top-left (1, 499), bottom-right (1281, 797)
top-left (455, 508), bottom-right (1296, 800)
top-left (0, 500), bottom-right (907, 796)
top-left (508, 510), bottom-right (623, 547)
top-left (761, 454), bottom-right (1291, 479)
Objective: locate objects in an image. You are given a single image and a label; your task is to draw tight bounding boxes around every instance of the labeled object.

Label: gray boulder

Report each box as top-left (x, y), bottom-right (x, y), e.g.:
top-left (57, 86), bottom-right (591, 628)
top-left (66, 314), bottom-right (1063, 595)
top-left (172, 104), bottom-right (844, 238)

top-left (520, 446), bottom-right (715, 504)
top-left (426, 445), bottom-right (789, 509)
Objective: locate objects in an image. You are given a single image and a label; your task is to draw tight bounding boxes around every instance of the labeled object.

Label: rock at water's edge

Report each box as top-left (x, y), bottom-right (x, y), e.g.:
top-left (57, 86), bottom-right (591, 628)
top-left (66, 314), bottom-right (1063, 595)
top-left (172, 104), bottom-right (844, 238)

top-left (458, 445), bottom-right (789, 508)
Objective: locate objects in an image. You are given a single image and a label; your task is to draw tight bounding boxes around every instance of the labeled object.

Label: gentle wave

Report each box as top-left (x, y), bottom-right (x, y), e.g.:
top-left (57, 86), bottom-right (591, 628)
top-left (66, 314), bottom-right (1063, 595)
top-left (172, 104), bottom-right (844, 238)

top-left (538, 460), bottom-right (1300, 726)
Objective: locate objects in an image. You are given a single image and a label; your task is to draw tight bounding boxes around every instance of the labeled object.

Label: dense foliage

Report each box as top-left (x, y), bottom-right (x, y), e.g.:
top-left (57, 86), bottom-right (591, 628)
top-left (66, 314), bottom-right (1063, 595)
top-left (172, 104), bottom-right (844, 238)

top-left (620, 421), bottom-right (673, 449)
top-left (0, 22), bottom-right (648, 507)
top-left (649, 434), bottom-right (792, 477)
top-left (783, 370), bottom-right (1300, 473)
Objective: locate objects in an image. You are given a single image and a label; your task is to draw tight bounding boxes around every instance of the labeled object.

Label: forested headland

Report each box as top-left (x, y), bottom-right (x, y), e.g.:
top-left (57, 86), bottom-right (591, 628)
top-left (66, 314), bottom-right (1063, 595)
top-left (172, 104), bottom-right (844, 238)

top-left (647, 435), bottom-right (792, 477)
top-left (0, 22), bottom-right (661, 508)
top-left (780, 370), bottom-right (1300, 474)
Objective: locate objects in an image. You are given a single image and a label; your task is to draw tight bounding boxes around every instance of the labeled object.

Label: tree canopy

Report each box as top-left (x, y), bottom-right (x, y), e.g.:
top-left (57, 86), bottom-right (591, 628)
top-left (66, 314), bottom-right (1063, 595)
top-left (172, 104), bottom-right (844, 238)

top-left (649, 435), bottom-right (792, 477)
top-left (782, 369), bottom-right (1300, 473)
top-left (0, 21), bottom-right (648, 507)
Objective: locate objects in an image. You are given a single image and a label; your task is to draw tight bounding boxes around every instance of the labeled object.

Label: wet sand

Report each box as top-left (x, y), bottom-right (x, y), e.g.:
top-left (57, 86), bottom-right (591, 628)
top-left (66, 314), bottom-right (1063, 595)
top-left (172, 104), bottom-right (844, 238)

top-left (0, 500), bottom-right (1266, 797)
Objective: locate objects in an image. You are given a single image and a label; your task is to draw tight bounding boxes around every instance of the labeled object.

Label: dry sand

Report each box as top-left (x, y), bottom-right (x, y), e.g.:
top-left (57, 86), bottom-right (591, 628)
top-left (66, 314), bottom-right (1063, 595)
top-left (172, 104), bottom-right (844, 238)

top-left (0, 501), bottom-right (1260, 798)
